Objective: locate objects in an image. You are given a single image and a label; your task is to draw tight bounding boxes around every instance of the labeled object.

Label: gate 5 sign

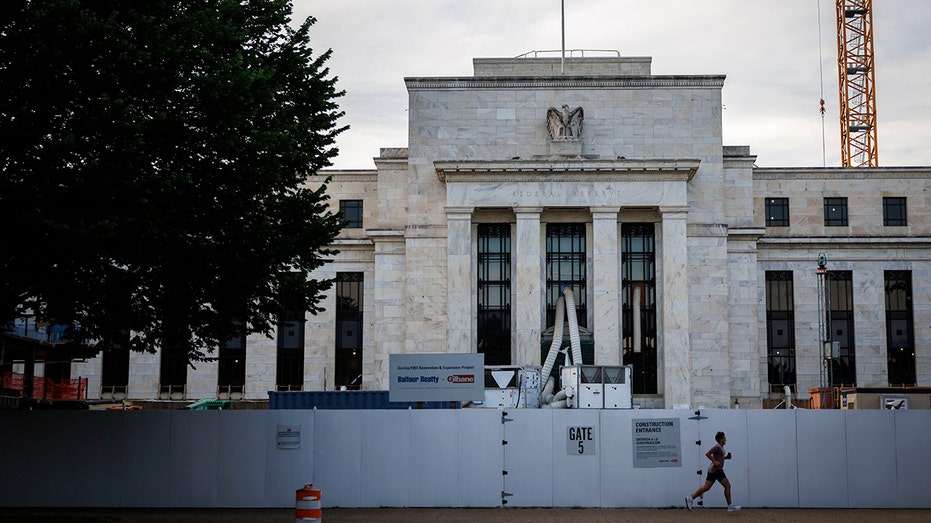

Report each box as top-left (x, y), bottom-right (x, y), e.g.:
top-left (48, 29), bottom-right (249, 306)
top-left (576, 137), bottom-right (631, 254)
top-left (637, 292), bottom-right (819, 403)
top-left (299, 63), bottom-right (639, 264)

top-left (567, 426), bottom-right (595, 455)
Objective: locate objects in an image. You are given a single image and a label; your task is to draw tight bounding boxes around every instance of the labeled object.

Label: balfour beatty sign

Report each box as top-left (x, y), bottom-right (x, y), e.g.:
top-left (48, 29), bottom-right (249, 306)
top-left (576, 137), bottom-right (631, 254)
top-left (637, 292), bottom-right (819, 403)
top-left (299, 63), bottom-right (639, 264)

top-left (389, 353), bottom-right (484, 402)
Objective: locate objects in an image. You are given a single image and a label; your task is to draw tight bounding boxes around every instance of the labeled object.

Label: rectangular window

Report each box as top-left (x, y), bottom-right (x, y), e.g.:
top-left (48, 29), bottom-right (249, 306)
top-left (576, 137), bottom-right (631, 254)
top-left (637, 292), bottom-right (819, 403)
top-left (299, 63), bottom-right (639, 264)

top-left (546, 223), bottom-right (587, 329)
top-left (159, 342), bottom-right (187, 397)
top-left (100, 346), bottom-right (130, 397)
top-left (218, 331), bottom-right (246, 397)
top-left (883, 197), bottom-right (907, 226)
top-left (765, 198), bottom-right (789, 227)
top-left (277, 312), bottom-right (305, 392)
top-left (339, 200), bottom-right (363, 228)
top-left (885, 271), bottom-right (915, 385)
top-left (335, 272), bottom-right (363, 389)
top-left (622, 223), bottom-right (657, 395)
top-left (477, 224), bottom-right (511, 366)
top-left (765, 271), bottom-right (796, 390)
top-left (823, 197), bottom-right (848, 226)
top-left (827, 271), bottom-right (855, 386)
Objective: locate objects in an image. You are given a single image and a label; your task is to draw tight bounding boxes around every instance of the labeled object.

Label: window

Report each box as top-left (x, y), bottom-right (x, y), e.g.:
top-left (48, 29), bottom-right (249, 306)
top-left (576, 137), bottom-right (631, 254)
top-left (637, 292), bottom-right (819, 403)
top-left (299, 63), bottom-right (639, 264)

top-left (885, 271), bottom-right (915, 385)
top-left (100, 345), bottom-right (130, 397)
top-left (339, 200), bottom-right (363, 228)
top-left (277, 312), bottom-right (305, 392)
top-left (823, 197), bottom-right (848, 226)
top-left (883, 197), bottom-right (907, 226)
top-left (546, 223), bottom-right (587, 329)
top-left (335, 272), bottom-right (363, 389)
top-left (622, 223), bottom-right (657, 395)
top-left (218, 331), bottom-right (246, 396)
top-left (765, 271), bottom-right (796, 390)
top-left (477, 224), bottom-right (511, 366)
top-left (765, 198), bottom-right (789, 227)
top-left (827, 271), bottom-right (855, 386)
top-left (159, 341), bottom-right (187, 397)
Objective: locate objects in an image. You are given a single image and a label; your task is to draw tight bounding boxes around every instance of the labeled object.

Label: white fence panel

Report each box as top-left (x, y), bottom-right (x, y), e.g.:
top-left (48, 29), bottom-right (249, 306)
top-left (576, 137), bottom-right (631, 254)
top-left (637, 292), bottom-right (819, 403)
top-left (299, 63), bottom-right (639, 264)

top-left (797, 409), bottom-right (848, 507)
top-left (746, 409), bottom-right (798, 507)
top-left (168, 411), bottom-right (220, 507)
top-left (216, 411), bottom-right (269, 507)
top-left (360, 409), bottom-right (410, 507)
top-left (551, 409), bottom-right (601, 507)
top-left (455, 409), bottom-right (501, 507)
top-left (894, 410), bottom-right (931, 508)
top-left (503, 408), bottom-right (553, 507)
top-left (408, 410), bottom-right (461, 507)
top-left (119, 411), bottom-right (172, 507)
top-left (313, 410), bottom-right (362, 507)
top-left (845, 410), bottom-right (898, 508)
top-left (263, 410), bottom-right (315, 507)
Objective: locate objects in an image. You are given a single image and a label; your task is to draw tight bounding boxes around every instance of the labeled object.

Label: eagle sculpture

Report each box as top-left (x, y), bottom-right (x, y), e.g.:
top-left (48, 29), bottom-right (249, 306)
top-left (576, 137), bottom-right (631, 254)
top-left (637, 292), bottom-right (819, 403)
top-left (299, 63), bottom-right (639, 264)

top-left (546, 104), bottom-right (584, 140)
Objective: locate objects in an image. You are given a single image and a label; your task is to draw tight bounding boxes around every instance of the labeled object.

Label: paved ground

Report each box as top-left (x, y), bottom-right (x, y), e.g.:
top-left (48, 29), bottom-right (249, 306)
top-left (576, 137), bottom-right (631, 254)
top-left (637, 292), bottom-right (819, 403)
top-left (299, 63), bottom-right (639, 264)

top-left (0, 508), bottom-right (929, 523)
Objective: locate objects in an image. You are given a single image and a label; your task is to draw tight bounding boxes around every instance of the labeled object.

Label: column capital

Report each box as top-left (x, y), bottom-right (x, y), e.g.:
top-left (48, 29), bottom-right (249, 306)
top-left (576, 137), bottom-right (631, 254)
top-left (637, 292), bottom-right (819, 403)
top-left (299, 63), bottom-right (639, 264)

top-left (590, 206), bottom-right (621, 217)
top-left (513, 206), bottom-right (544, 216)
top-left (659, 205), bottom-right (689, 218)
top-left (445, 206), bottom-right (475, 217)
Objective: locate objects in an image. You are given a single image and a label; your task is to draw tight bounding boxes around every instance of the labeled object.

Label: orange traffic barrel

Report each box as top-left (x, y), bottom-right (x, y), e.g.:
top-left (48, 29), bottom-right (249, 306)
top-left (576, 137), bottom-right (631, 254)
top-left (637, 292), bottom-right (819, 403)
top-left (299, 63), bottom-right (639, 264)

top-left (295, 483), bottom-right (322, 522)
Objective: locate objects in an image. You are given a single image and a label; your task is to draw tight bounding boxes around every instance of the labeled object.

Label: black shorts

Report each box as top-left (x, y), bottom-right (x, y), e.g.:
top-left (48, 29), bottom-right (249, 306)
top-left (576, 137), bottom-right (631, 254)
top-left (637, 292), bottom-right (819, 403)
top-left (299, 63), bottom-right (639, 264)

top-left (706, 469), bottom-right (727, 482)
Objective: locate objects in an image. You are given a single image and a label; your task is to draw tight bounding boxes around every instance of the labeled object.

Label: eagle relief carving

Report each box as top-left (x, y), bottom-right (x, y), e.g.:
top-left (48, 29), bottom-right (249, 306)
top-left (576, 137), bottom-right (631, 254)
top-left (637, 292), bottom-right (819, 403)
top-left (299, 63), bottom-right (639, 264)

top-left (546, 104), bottom-right (584, 141)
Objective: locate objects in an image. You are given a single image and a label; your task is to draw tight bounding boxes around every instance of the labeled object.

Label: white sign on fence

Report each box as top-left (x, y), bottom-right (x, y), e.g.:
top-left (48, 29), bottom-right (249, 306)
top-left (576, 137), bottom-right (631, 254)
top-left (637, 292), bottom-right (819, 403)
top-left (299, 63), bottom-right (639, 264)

top-left (632, 418), bottom-right (681, 468)
top-left (389, 353), bottom-right (484, 402)
top-left (276, 424), bottom-right (301, 450)
top-left (567, 426), bottom-right (596, 455)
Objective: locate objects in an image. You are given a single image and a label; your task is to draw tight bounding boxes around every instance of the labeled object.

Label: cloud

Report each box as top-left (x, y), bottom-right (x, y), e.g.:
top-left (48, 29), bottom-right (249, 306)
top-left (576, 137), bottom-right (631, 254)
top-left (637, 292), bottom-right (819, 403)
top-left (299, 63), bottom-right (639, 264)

top-left (297, 0), bottom-right (931, 169)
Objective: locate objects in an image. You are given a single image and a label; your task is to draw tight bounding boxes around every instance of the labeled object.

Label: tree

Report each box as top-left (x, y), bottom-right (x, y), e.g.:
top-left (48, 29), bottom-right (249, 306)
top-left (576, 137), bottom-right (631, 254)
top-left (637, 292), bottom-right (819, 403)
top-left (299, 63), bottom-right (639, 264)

top-left (0, 0), bottom-right (346, 361)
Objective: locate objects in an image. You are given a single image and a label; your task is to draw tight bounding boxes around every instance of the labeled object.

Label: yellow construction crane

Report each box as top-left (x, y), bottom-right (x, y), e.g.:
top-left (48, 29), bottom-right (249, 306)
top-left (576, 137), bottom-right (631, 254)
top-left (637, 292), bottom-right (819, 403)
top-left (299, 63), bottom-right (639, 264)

top-left (836, 0), bottom-right (879, 167)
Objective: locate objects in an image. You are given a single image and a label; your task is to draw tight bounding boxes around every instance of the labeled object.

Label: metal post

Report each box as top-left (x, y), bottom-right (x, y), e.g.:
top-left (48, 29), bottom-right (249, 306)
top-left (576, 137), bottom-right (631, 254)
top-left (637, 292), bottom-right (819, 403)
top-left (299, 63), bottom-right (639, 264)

top-left (816, 254), bottom-right (828, 408)
top-left (560, 0), bottom-right (565, 75)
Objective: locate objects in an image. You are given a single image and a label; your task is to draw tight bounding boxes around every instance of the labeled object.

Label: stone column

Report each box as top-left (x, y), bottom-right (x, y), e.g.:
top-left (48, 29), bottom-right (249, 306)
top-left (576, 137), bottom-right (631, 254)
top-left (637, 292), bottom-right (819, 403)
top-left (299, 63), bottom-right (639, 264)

top-left (591, 207), bottom-right (621, 366)
top-left (371, 230), bottom-right (406, 389)
top-left (659, 206), bottom-right (691, 408)
top-left (514, 207), bottom-right (544, 366)
top-left (446, 207), bottom-right (474, 354)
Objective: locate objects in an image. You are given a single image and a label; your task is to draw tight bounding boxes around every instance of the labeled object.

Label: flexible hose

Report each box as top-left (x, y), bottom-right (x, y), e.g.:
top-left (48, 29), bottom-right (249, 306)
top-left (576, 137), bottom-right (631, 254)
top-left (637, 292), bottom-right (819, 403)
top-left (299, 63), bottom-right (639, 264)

top-left (563, 286), bottom-right (583, 365)
top-left (540, 296), bottom-right (565, 393)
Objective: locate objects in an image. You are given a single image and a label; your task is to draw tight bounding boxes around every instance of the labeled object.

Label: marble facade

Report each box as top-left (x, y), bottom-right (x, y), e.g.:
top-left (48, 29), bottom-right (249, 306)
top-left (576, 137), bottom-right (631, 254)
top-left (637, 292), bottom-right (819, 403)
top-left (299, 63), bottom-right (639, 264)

top-left (71, 55), bottom-right (931, 409)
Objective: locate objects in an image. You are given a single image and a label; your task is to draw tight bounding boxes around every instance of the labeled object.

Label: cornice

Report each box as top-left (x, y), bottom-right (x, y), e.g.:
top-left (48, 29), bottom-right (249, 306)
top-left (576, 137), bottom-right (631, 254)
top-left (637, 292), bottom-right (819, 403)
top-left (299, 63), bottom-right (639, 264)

top-left (754, 167), bottom-right (931, 180)
top-left (311, 170), bottom-right (378, 183)
top-left (434, 158), bottom-right (700, 183)
top-left (405, 75), bottom-right (725, 90)
top-left (758, 236), bottom-right (931, 248)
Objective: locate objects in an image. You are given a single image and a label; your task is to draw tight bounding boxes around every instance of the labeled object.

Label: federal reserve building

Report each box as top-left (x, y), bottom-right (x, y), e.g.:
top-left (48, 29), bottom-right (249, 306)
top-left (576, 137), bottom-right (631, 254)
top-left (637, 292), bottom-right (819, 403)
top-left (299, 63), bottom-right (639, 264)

top-left (69, 53), bottom-right (931, 409)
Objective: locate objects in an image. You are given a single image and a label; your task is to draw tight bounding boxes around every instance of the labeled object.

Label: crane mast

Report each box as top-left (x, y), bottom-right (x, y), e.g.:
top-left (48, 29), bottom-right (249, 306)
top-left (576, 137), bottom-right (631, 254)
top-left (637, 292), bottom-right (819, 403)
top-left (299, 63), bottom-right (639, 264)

top-left (836, 0), bottom-right (879, 167)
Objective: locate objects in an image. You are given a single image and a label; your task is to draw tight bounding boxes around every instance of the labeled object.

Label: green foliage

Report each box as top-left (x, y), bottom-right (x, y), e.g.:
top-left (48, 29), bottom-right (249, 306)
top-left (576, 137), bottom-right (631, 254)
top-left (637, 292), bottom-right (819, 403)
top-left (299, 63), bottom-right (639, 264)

top-left (0, 0), bottom-right (346, 360)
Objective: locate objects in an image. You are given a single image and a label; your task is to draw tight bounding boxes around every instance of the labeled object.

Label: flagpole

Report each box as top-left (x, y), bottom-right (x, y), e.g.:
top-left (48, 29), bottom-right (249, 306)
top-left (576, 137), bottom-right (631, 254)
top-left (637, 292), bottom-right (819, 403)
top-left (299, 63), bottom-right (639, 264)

top-left (560, 0), bottom-right (565, 74)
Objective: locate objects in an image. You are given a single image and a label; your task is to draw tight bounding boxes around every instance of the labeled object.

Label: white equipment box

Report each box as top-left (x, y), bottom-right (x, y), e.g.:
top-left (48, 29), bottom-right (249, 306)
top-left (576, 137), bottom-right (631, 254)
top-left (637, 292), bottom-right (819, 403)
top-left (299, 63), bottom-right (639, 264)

top-left (560, 365), bottom-right (633, 409)
top-left (603, 365), bottom-right (633, 408)
top-left (478, 365), bottom-right (541, 408)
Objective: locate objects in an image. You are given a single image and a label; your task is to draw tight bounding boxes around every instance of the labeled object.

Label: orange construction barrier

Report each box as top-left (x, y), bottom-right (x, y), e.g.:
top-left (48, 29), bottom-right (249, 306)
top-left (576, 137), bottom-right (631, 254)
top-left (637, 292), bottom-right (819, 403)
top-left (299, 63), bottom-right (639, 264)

top-left (295, 483), bottom-right (321, 522)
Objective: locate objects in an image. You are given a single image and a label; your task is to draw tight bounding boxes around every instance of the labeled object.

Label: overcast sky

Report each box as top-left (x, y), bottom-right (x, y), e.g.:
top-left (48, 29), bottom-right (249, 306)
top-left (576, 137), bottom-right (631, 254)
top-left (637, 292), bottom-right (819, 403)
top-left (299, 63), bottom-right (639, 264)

top-left (293, 0), bottom-right (931, 170)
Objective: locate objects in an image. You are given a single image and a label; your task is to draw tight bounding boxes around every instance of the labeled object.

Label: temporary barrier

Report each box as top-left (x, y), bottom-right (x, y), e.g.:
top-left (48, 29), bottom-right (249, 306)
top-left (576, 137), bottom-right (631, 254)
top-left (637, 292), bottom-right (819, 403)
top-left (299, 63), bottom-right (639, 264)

top-left (295, 483), bottom-right (321, 522)
top-left (1, 371), bottom-right (87, 400)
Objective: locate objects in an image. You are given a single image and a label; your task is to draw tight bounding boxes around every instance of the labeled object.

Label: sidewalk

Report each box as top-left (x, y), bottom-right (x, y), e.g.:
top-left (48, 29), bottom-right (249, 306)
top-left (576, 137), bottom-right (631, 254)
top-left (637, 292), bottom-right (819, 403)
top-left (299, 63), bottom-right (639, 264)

top-left (1, 508), bottom-right (929, 523)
